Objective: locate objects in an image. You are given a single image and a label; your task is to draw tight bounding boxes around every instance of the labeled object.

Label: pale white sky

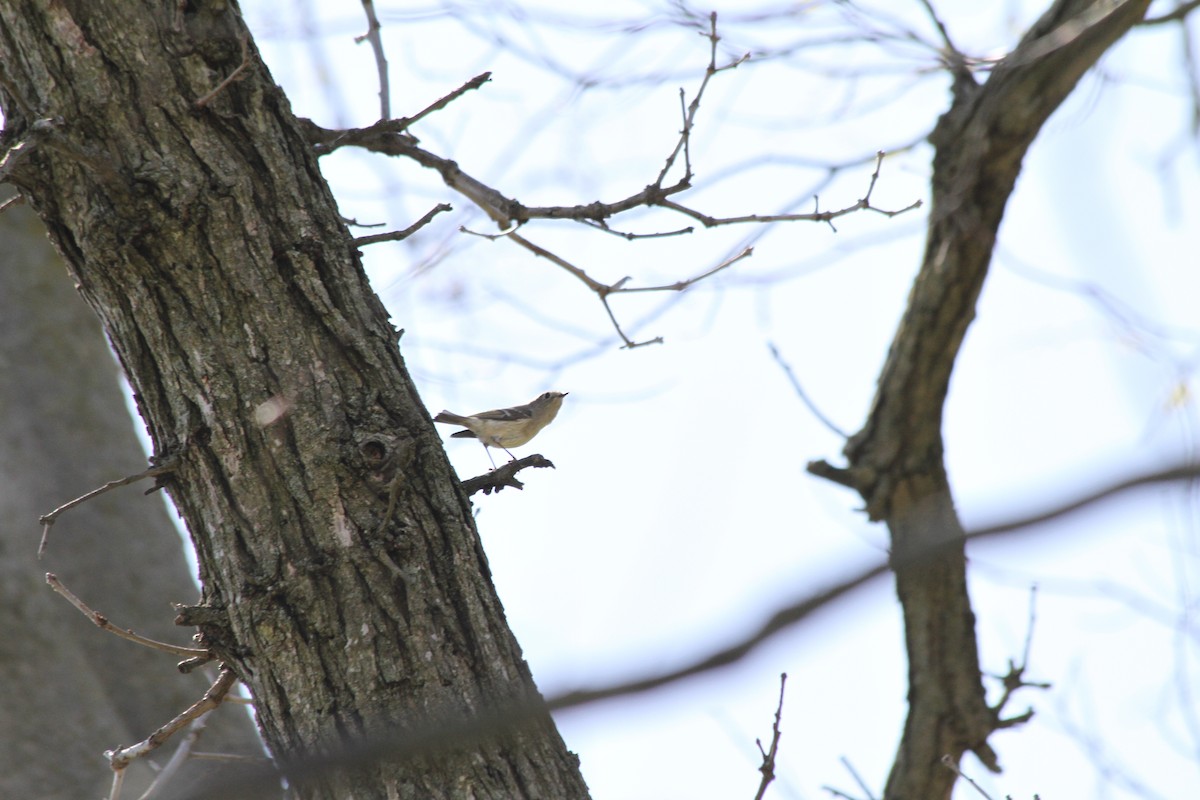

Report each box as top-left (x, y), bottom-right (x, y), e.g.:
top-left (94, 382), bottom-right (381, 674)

top-left (241, 3), bottom-right (1200, 798)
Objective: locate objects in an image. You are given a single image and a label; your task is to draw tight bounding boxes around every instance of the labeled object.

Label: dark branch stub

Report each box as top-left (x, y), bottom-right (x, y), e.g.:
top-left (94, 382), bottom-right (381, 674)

top-left (460, 454), bottom-right (556, 496)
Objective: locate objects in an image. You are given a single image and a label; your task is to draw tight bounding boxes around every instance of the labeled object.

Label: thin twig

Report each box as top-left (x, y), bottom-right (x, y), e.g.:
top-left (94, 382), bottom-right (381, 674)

top-left (768, 341), bottom-right (849, 438)
top-left (655, 12), bottom-right (749, 187)
top-left (194, 32), bottom-right (251, 109)
top-left (459, 219), bottom-right (519, 239)
top-left (107, 768), bottom-right (125, 800)
top-left (966, 463), bottom-right (1200, 539)
top-left (615, 247), bottom-right (754, 293)
top-left (940, 755), bottom-right (995, 800)
top-left (135, 715), bottom-right (209, 800)
top-left (1021, 583), bottom-right (1038, 668)
top-left (355, 0), bottom-right (390, 120)
top-left (0, 192), bottom-right (24, 215)
top-left (986, 584), bottom-right (1050, 725)
top-left (1141, 0), bottom-right (1200, 25)
top-left (399, 72), bottom-right (492, 131)
top-left (821, 787), bottom-right (859, 800)
top-left (354, 203), bottom-right (452, 246)
top-left (38, 458), bottom-right (178, 557)
top-left (916, 0), bottom-right (957, 54)
top-left (46, 572), bottom-right (208, 659)
top-left (0, 117), bottom-right (61, 182)
top-left (578, 218), bottom-right (695, 239)
top-left (752, 673), bottom-right (788, 800)
top-left (107, 667), bottom-right (238, 771)
top-left (841, 755), bottom-right (879, 800)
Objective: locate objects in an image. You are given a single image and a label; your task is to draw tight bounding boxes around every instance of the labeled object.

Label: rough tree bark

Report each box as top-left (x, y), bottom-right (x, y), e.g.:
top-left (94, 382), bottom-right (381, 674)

top-left (0, 2), bottom-right (590, 799)
top-left (812, 1), bottom-right (1150, 798)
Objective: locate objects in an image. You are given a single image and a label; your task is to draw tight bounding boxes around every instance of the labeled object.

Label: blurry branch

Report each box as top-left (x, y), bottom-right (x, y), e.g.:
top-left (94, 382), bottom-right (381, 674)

top-left (0, 192), bottom-right (23, 215)
top-left (987, 585), bottom-right (1051, 728)
top-left (173, 561), bottom-right (890, 800)
top-left (823, 756), bottom-right (880, 800)
top-left (753, 673), bottom-right (788, 800)
top-left (355, 0), bottom-right (390, 120)
top-left (304, 13), bottom-right (920, 349)
top-left (555, 460), bottom-right (1200, 711)
top-left (915, 0), bottom-right (975, 84)
top-left (0, 116), bottom-right (61, 183)
top-left (939, 756), bottom-right (996, 800)
top-left (810, 461), bottom-right (1200, 537)
top-left (768, 341), bottom-right (849, 438)
top-left (963, 462), bottom-right (1200, 539)
top-left (1141, 0), bottom-right (1200, 25)
top-left (917, 0), bottom-right (958, 55)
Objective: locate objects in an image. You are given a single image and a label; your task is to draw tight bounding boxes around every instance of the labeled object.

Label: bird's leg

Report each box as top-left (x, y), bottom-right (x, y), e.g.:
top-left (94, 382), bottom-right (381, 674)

top-left (481, 442), bottom-right (498, 470)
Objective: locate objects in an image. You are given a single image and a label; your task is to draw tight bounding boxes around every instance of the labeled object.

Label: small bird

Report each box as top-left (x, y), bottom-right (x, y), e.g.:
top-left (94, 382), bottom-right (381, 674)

top-left (434, 391), bottom-right (568, 467)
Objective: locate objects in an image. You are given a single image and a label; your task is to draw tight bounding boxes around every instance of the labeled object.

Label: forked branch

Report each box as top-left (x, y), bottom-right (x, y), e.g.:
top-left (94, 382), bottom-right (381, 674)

top-left (304, 13), bottom-right (920, 348)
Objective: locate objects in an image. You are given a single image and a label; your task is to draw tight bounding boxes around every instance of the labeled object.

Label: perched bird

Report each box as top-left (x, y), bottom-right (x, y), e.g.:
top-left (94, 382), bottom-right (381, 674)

top-left (434, 391), bottom-right (567, 467)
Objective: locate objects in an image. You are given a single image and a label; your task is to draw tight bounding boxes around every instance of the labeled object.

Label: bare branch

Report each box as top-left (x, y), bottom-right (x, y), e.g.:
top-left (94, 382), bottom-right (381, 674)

top-left (752, 673), bottom-right (788, 800)
top-left (0, 116), bottom-right (61, 183)
top-left (987, 585), bottom-right (1051, 726)
top-left (658, 153), bottom-right (922, 229)
top-left (616, 247), bottom-right (754, 294)
top-left (940, 755), bottom-right (996, 800)
top-left (135, 715), bottom-right (209, 800)
top-left (400, 72), bottom-right (492, 132)
top-left (0, 192), bottom-right (23, 215)
top-left (38, 457), bottom-right (178, 557)
top-left (578, 218), bottom-right (695, 240)
top-left (838, 756), bottom-right (879, 800)
top-left (768, 341), bottom-right (849, 438)
top-left (460, 454), bottom-right (557, 495)
top-left (299, 20), bottom-right (919, 349)
top-left (107, 666), bottom-right (238, 771)
top-left (965, 463), bottom-right (1200, 540)
top-left (355, 0), bottom-right (390, 120)
top-left (1140, 0), bottom-right (1200, 25)
top-left (46, 572), bottom-right (208, 659)
top-left (655, 12), bottom-right (750, 187)
top-left (354, 203), bottom-right (452, 246)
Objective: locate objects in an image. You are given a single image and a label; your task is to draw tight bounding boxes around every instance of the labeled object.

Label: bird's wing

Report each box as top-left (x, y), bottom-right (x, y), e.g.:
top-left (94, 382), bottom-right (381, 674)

top-left (472, 405), bottom-right (533, 421)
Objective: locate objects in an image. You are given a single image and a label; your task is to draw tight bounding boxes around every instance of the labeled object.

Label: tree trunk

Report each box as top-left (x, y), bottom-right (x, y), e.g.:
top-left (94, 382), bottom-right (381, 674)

top-left (0, 3), bottom-right (589, 798)
top-left (817, 2), bottom-right (1150, 798)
